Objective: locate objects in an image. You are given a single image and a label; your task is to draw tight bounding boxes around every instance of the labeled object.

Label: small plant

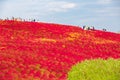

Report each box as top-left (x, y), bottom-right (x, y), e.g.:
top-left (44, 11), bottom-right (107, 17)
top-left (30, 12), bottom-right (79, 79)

top-left (68, 58), bottom-right (120, 80)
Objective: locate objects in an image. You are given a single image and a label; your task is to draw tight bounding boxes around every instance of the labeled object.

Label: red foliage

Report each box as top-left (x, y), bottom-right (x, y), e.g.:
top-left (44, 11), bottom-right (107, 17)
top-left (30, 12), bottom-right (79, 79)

top-left (0, 20), bottom-right (120, 80)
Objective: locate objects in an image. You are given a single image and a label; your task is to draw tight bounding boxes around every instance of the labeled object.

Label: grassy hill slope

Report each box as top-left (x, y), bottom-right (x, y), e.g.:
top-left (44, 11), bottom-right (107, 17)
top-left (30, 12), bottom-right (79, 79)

top-left (0, 20), bottom-right (120, 80)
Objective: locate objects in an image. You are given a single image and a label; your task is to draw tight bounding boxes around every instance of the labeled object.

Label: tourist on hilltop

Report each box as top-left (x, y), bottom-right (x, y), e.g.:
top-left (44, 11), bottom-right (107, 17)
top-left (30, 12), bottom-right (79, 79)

top-left (103, 28), bottom-right (106, 31)
top-left (83, 25), bottom-right (94, 30)
top-left (83, 25), bottom-right (89, 30)
top-left (90, 26), bottom-right (95, 30)
top-left (33, 19), bottom-right (35, 22)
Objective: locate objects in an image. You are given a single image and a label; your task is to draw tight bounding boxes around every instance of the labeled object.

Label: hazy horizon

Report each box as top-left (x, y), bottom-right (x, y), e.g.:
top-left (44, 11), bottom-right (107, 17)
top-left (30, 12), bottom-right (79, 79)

top-left (0, 0), bottom-right (120, 32)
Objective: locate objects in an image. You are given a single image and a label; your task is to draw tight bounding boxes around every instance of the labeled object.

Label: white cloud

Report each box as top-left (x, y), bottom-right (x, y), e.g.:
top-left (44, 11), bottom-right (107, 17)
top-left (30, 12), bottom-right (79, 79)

top-left (97, 0), bottom-right (112, 4)
top-left (61, 3), bottom-right (76, 9)
top-left (0, 0), bottom-right (77, 19)
top-left (48, 1), bottom-right (76, 12)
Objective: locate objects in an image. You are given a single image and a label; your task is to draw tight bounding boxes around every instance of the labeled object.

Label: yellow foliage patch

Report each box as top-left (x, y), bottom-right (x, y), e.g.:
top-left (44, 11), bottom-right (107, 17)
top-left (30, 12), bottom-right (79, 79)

top-left (92, 38), bottom-right (117, 44)
top-left (65, 32), bottom-right (81, 41)
top-left (32, 38), bottom-right (57, 43)
top-left (68, 32), bottom-right (81, 38)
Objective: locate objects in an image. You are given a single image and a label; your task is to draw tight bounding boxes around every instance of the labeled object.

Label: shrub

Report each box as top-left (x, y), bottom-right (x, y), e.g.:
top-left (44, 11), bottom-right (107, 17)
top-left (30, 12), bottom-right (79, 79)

top-left (68, 58), bottom-right (120, 80)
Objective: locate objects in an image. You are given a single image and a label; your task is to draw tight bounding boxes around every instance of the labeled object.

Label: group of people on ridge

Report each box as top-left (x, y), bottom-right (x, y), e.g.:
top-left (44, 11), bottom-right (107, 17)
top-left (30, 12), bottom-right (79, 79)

top-left (83, 25), bottom-right (107, 31)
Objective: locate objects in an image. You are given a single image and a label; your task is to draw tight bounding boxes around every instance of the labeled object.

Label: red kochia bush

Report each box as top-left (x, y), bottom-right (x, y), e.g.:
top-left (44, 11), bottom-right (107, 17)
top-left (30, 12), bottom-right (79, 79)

top-left (0, 20), bottom-right (120, 80)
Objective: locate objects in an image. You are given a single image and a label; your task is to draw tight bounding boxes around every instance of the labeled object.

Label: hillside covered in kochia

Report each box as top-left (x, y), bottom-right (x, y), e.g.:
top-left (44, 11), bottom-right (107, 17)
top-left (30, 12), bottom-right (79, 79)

top-left (0, 20), bottom-right (120, 80)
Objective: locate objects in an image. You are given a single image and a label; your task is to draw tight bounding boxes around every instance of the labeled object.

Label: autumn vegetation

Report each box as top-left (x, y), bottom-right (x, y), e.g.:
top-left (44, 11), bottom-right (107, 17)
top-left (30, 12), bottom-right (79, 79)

top-left (0, 20), bottom-right (120, 80)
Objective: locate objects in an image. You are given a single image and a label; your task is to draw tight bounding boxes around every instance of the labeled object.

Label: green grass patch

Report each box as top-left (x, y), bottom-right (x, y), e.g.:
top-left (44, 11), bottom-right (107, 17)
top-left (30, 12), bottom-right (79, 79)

top-left (68, 58), bottom-right (120, 80)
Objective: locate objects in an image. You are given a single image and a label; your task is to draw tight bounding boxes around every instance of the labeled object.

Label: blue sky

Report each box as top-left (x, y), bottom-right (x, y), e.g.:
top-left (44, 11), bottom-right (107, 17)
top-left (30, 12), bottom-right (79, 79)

top-left (0, 0), bottom-right (120, 32)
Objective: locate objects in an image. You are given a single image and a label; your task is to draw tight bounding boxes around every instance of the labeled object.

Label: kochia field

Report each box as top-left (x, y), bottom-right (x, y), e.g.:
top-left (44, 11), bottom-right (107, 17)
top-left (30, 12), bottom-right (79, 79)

top-left (0, 20), bottom-right (120, 80)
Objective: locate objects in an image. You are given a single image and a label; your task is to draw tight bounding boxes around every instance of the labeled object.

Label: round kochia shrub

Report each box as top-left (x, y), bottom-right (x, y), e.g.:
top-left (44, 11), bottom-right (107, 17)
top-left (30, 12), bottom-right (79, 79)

top-left (68, 58), bottom-right (120, 80)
